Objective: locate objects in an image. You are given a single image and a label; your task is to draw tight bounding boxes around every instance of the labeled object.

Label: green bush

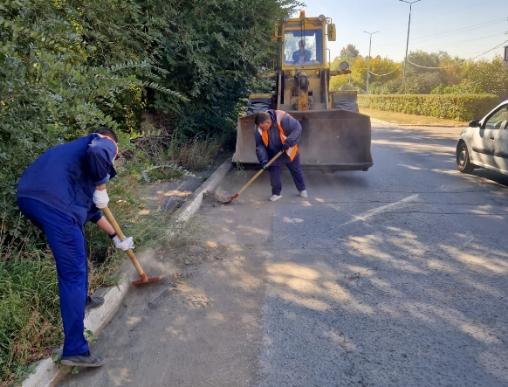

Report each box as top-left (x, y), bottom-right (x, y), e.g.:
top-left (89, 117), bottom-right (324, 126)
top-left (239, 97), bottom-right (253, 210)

top-left (358, 94), bottom-right (501, 121)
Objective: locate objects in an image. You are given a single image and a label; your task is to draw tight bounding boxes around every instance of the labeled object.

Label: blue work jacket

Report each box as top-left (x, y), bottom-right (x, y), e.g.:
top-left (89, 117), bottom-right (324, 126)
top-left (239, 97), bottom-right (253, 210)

top-left (17, 134), bottom-right (117, 225)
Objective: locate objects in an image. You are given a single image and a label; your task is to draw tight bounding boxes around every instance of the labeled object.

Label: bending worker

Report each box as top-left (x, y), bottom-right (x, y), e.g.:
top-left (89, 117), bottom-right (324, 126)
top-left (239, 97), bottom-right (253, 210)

top-left (16, 127), bottom-right (134, 368)
top-left (254, 110), bottom-right (307, 201)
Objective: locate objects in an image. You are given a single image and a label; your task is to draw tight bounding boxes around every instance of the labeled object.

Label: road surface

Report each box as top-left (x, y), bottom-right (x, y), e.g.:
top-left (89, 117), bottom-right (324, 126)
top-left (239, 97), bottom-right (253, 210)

top-left (61, 120), bottom-right (508, 386)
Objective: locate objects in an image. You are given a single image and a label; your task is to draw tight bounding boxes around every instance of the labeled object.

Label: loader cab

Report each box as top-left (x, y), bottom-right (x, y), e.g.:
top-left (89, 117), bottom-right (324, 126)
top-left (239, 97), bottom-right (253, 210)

top-left (276, 12), bottom-right (338, 111)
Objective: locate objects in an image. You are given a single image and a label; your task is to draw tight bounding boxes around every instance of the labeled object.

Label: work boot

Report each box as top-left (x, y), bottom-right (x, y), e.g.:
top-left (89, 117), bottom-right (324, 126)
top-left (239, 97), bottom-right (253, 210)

top-left (86, 295), bottom-right (104, 310)
top-left (269, 194), bottom-right (282, 202)
top-left (299, 190), bottom-right (308, 198)
top-left (61, 353), bottom-right (105, 368)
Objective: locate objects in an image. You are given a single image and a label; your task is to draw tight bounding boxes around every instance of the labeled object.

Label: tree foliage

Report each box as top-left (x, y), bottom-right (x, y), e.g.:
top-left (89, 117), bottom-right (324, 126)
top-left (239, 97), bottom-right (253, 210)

top-left (148, 0), bottom-right (298, 137)
top-left (339, 44), bottom-right (359, 61)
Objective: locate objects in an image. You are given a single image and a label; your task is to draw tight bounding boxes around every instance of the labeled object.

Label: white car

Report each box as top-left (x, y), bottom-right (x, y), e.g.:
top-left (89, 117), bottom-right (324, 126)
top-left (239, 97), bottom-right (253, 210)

top-left (456, 100), bottom-right (508, 175)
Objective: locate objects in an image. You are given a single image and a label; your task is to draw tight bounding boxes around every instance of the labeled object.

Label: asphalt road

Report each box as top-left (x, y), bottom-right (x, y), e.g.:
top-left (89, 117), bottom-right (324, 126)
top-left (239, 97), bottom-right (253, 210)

top-left (60, 120), bottom-right (508, 386)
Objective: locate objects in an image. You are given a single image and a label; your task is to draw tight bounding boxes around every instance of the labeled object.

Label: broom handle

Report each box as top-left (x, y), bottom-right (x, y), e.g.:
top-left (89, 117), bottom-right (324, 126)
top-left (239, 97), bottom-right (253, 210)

top-left (237, 150), bottom-right (284, 196)
top-left (103, 207), bottom-right (146, 277)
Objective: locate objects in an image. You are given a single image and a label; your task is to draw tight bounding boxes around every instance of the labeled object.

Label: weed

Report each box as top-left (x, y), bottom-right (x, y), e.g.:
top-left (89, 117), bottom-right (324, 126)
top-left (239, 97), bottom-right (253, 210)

top-left (0, 257), bottom-right (60, 385)
top-left (140, 164), bottom-right (189, 184)
top-left (166, 136), bottom-right (221, 171)
top-left (84, 329), bottom-right (97, 345)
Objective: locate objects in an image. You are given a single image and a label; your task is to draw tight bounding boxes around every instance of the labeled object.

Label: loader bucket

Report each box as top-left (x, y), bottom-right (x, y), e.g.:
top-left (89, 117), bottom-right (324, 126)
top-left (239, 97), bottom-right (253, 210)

top-left (232, 110), bottom-right (373, 170)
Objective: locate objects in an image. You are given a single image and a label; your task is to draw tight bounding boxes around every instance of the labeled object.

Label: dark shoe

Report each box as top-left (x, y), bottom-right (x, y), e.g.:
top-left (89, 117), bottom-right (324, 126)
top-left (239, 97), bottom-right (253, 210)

top-left (86, 295), bottom-right (104, 310)
top-left (61, 353), bottom-right (105, 368)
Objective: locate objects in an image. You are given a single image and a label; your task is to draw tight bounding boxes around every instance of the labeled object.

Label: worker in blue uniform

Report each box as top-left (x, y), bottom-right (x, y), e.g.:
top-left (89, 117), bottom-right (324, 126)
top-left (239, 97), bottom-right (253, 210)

top-left (255, 110), bottom-right (307, 201)
top-left (16, 127), bottom-right (134, 368)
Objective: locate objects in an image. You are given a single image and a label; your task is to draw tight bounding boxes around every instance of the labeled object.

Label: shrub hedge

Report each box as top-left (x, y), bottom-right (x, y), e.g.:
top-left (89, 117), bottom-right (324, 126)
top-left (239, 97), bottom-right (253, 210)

top-left (357, 94), bottom-right (501, 121)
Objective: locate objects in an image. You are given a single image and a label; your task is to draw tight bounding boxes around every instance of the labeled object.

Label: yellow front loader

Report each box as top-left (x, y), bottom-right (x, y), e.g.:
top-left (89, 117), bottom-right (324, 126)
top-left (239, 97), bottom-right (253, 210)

top-left (233, 11), bottom-right (373, 170)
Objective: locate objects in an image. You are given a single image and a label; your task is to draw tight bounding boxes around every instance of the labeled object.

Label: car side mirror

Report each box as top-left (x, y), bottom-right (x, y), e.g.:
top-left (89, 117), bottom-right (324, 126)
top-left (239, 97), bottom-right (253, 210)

top-left (469, 120), bottom-right (480, 128)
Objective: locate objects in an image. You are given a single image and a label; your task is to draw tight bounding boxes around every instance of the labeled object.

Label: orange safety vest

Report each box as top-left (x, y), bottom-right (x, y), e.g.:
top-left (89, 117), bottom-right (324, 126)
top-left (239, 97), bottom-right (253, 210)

top-left (257, 110), bottom-right (299, 161)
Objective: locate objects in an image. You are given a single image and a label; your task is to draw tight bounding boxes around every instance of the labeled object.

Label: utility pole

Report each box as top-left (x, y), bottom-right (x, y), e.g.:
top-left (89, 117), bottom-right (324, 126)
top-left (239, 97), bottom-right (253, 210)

top-left (399, 0), bottom-right (422, 93)
top-left (364, 30), bottom-right (379, 94)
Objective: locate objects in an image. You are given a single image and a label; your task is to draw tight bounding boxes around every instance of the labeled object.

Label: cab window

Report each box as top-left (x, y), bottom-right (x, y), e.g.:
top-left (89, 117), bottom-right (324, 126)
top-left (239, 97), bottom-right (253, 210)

top-left (283, 29), bottom-right (322, 65)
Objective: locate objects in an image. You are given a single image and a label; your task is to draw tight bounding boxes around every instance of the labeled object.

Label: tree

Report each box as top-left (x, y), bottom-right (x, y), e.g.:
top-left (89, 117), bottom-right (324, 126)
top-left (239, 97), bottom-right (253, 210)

top-left (330, 54), bottom-right (401, 93)
top-left (367, 56), bottom-right (401, 93)
top-left (147, 0), bottom-right (300, 137)
top-left (462, 57), bottom-right (508, 99)
top-left (340, 44), bottom-right (359, 60)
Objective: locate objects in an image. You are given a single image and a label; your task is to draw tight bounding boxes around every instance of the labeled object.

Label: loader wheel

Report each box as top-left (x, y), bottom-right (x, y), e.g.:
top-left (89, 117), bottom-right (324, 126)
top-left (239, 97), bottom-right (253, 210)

top-left (456, 142), bottom-right (474, 173)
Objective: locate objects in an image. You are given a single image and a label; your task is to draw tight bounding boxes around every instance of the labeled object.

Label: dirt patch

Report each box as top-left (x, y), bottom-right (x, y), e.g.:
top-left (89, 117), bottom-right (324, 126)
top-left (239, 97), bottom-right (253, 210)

top-left (170, 239), bottom-right (229, 267)
top-left (201, 191), bottom-right (222, 208)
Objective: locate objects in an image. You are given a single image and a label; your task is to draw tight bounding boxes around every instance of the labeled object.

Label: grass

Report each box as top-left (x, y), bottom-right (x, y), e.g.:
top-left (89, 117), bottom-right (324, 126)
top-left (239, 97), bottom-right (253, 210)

top-left (0, 136), bottom-right (221, 386)
top-left (0, 257), bottom-right (60, 386)
top-left (360, 107), bottom-right (468, 127)
top-left (166, 136), bottom-right (221, 171)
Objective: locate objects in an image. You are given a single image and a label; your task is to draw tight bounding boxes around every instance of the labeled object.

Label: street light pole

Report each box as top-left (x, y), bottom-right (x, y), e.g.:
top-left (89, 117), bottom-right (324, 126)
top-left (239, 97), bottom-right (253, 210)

top-left (364, 30), bottom-right (379, 94)
top-left (399, 0), bottom-right (421, 93)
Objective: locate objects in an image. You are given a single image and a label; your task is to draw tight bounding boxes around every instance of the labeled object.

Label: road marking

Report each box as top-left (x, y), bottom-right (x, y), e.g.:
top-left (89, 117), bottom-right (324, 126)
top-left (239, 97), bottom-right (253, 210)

top-left (341, 194), bottom-right (420, 227)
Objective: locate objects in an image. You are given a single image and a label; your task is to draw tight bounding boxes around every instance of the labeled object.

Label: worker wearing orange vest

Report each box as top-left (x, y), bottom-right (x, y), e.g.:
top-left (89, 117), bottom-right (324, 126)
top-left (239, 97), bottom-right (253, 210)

top-left (254, 110), bottom-right (307, 201)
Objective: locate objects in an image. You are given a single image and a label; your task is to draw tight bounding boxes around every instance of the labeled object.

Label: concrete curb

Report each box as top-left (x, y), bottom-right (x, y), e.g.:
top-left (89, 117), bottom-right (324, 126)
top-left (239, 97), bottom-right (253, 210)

top-left (398, 123), bottom-right (463, 128)
top-left (21, 159), bottom-right (232, 387)
top-left (167, 158), bottom-right (232, 237)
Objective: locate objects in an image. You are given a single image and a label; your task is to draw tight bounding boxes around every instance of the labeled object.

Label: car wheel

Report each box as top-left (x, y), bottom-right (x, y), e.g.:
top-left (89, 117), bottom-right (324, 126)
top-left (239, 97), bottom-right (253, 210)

top-left (456, 142), bottom-right (474, 173)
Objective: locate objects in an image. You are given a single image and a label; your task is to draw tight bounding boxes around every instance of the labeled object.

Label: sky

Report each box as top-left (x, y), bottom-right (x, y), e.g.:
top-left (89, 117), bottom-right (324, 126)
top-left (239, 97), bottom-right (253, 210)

top-left (300, 0), bottom-right (508, 62)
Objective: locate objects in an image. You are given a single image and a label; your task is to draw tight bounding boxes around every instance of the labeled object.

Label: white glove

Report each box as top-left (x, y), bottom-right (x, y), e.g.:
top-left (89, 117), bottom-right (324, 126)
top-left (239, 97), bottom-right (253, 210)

top-left (113, 235), bottom-right (134, 251)
top-left (93, 189), bottom-right (109, 209)
top-left (112, 236), bottom-right (135, 251)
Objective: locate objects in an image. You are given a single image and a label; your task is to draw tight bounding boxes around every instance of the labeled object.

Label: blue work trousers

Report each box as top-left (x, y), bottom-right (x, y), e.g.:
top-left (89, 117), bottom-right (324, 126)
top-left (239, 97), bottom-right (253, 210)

top-left (269, 153), bottom-right (306, 195)
top-left (17, 198), bottom-right (90, 357)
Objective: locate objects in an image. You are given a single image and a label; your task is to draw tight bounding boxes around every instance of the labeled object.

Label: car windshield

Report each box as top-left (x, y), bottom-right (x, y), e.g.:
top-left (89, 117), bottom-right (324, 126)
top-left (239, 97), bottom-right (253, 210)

top-left (283, 29), bottom-right (322, 65)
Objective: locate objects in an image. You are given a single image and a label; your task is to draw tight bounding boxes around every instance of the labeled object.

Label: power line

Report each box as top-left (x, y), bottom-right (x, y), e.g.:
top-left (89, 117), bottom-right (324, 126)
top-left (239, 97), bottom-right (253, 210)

top-left (369, 69), bottom-right (398, 77)
top-left (407, 60), bottom-right (449, 69)
top-left (472, 39), bottom-right (508, 59)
